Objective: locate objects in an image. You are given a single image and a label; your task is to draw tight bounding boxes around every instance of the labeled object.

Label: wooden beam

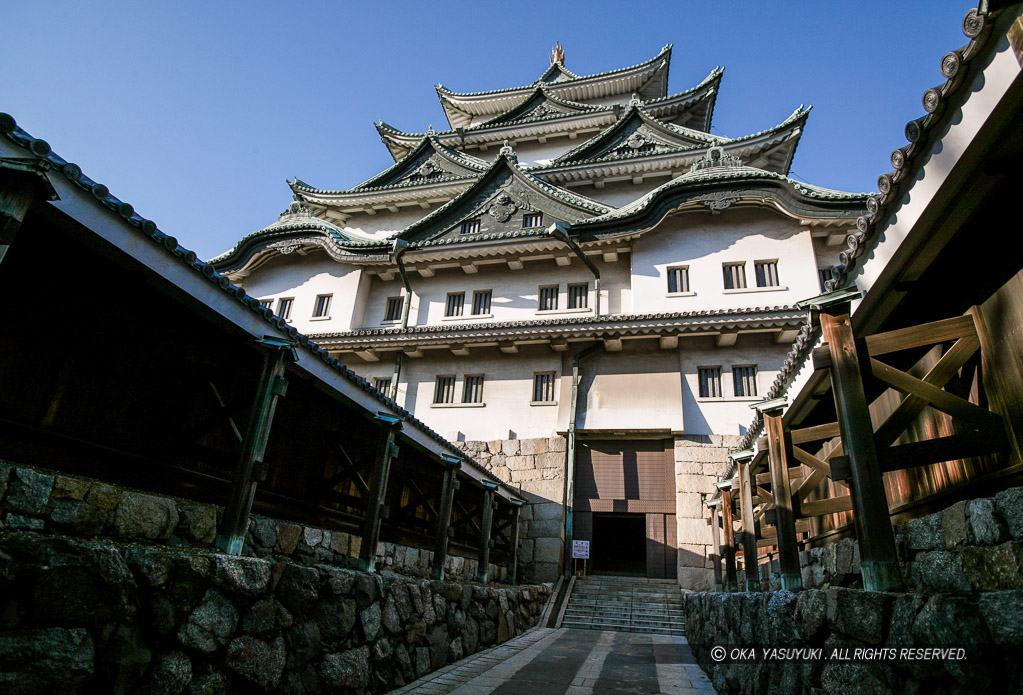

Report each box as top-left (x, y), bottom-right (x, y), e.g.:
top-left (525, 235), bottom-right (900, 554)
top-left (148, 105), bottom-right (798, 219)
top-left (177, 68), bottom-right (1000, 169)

top-left (790, 422), bottom-right (841, 445)
top-left (756, 467), bottom-right (804, 485)
top-left (764, 410), bottom-right (801, 591)
top-left (358, 418), bottom-right (402, 573)
top-left (798, 495), bottom-right (854, 517)
top-left (870, 356), bottom-right (1001, 429)
top-left (477, 486), bottom-right (495, 583)
top-left (432, 463), bottom-right (458, 580)
top-left (721, 490), bottom-right (738, 591)
top-left (737, 461), bottom-right (760, 591)
top-left (498, 342), bottom-right (518, 354)
top-left (820, 310), bottom-right (902, 591)
top-left (710, 504), bottom-right (723, 591)
top-left (716, 331), bottom-right (738, 347)
top-left (864, 315), bottom-right (976, 357)
top-left (659, 335), bottom-right (679, 350)
top-left (604, 338), bottom-right (623, 352)
top-left (509, 504), bottom-right (521, 585)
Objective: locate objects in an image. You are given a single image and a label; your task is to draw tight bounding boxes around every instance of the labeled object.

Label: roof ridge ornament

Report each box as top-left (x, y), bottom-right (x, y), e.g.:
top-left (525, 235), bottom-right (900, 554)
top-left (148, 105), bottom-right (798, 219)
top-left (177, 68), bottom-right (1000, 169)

top-left (279, 194), bottom-right (314, 221)
top-left (427, 124), bottom-right (436, 135)
top-left (629, 93), bottom-right (641, 107)
top-left (690, 146), bottom-right (743, 173)
top-left (550, 41), bottom-right (565, 65)
top-left (499, 140), bottom-right (516, 161)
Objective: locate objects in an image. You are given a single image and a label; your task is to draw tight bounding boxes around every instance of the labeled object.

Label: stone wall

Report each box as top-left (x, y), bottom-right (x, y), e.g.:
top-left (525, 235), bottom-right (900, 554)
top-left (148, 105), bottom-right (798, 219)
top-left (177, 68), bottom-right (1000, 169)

top-left (0, 461), bottom-right (506, 584)
top-left (674, 434), bottom-right (742, 590)
top-left (0, 533), bottom-right (551, 694)
top-left (452, 437), bottom-right (567, 583)
top-left (684, 587), bottom-right (1023, 695)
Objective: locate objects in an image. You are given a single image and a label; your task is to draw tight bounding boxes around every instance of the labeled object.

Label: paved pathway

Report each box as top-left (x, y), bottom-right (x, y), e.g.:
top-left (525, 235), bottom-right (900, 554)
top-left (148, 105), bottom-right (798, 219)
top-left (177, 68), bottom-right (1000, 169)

top-left (388, 628), bottom-right (718, 695)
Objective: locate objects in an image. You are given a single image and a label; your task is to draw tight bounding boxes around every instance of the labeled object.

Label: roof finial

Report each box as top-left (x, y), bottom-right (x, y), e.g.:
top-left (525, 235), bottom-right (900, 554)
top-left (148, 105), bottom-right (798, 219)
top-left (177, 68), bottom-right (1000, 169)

top-left (629, 93), bottom-right (641, 107)
top-left (427, 124), bottom-right (436, 135)
top-left (499, 140), bottom-right (516, 160)
top-left (550, 41), bottom-right (565, 65)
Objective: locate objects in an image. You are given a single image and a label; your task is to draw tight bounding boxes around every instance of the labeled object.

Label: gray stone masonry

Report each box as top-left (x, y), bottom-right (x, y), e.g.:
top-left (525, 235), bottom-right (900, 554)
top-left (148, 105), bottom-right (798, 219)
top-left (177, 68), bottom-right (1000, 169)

top-left (453, 438), bottom-right (567, 584)
top-left (675, 434), bottom-right (743, 591)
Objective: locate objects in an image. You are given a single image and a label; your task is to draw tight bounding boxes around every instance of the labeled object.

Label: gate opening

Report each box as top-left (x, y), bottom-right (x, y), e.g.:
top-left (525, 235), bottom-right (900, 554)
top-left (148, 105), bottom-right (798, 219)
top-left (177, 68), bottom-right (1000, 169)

top-left (591, 513), bottom-right (646, 575)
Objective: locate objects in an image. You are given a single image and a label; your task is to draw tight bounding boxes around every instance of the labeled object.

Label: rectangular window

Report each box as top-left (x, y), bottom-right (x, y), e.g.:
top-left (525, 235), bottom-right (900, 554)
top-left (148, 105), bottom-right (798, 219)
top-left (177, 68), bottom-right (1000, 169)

top-left (522, 213), bottom-right (543, 228)
top-left (463, 375), bottom-right (485, 404)
top-left (754, 260), bottom-right (779, 287)
top-left (538, 285), bottom-right (558, 311)
top-left (374, 377), bottom-right (392, 394)
top-left (698, 367), bottom-right (722, 398)
top-left (533, 372), bottom-right (556, 402)
top-left (313, 294), bottom-right (332, 318)
top-left (384, 296), bottom-right (403, 322)
top-left (445, 292), bottom-right (465, 317)
top-left (276, 298), bottom-right (293, 320)
top-left (568, 283), bottom-right (588, 309)
top-left (472, 290), bottom-right (492, 315)
top-left (722, 263), bottom-right (746, 290)
top-left (434, 376), bottom-right (455, 404)
top-left (259, 298), bottom-right (273, 308)
top-left (733, 365), bottom-right (758, 398)
top-left (667, 267), bottom-right (689, 294)
top-left (818, 267), bottom-right (834, 293)
top-left (461, 218), bottom-right (481, 235)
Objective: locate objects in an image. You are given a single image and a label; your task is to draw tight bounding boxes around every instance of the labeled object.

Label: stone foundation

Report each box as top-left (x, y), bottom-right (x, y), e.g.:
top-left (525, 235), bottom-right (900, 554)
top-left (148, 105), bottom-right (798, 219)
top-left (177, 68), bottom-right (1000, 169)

top-left (452, 438), bottom-right (567, 583)
top-left (0, 533), bottom-right (551, 694)
top-left (674, 435), bottom-right (743, 590)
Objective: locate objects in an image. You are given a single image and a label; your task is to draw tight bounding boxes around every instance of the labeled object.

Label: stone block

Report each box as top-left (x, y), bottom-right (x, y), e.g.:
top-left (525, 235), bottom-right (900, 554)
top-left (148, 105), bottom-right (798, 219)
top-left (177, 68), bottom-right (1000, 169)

top-left (144, 650), bottom-right (190, 695)
top-left (212, 554), bottom-right (271, 598)
top-left (487, 440), bottom-right (504, 455)
top-left (995, 487), bottom-right (1023, 541)
top-left (541, 467), bottom-right (561, 480)
top-left (794, 589), bottom-right (828, 641)
top-left (276, 523), bottom-right (302, 555)
top-left (967, 498), bottom-right (1007, 546)
top-left (49, 500), bottom-right (108, 536)
top-left (510, 468), bottom-right (541, 483)
top-left (178, 589), bottom-right (240, 656)
top-left (702, 462), bottom-right (730, 478)
top-left (532, 562), bottom-right (560, 583)
top-left (85, 483), bottom-right (121, 511)
top-left (676, 446), bottom-right (731, 464)
top-left (225, 635), bottom-right (286, 691)
top-left (491, 466), bottom-right (512, 483)
top-left (533, 503), bottom-right (563, 522)
top-left (978, 589), bottom-right (1023, 646)
top-left (330, 531), bottom-right (349, 556)
top-left (178, 505), bottom-right (217, 546)
top-left (533, 537), bottom-right (561, 564)
top-left (912, 595), bottom-right (991, 651)
top-left (826, 588), bottom-right (891, 643)
top-left (547, 436), bottom-right (567, 452)
top-left (502, 440), bottom-right (520, 456)
top-left (115, 491), bottom-right (179, 541)
top-left (6, 467), bottom-right (54, 515)
top-left (678, 543), bottom-right (707, 568)
top-left (517, 479), bottom-right (564, 504)
top-left (320, 646), bottom-right (370, 690)
top-left (535, 452), bottom-right (565, 470)
top-left (51, 476), bottom-right (90, 501)
top-left (942, 500), bottom-right (968, 549)
top-left (902, 513), bottom-right (943, 551)
top-left (677, 566), bottom-right (713, 591)
top-left (675, 473), bottom-right (717, 495)
top-left (961, 542), bottom-right (1023, 592)
top-left (676, 492), bottom-right (704, 519)
top-left (518, 438), bottom-right (549, 456)
top-left (676, 516), bottom-right (713, 546)
top-left (504, 455), bottom-right (533, 471)
top-left (529, 519), bottom-right (561, 538)
top-left (912, 550), bottom-right (971, 593)
top-left (0, 627), bottom-right (95, 694)
top-left (674, 459), bottom-right (704, 475)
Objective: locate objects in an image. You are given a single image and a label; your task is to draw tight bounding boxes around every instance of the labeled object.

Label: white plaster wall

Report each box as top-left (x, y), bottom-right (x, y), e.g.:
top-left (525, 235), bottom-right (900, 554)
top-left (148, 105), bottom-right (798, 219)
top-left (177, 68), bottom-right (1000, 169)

top-left (342, 207), bottom-right (432, 239)
top-left (362, 255), bottom-right (632, 329)
top-left (631, 207), bottom-right (821, 313)
top-left (676, 334), bottom-right (790, 436)
top-left (572, 178), bottom-right (670, 208)
top-left (239, 252), bottom-right (366, 333)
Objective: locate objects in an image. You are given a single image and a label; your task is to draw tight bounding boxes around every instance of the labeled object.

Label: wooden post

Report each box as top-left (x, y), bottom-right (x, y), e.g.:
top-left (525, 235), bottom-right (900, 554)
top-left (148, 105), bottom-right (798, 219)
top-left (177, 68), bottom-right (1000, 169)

top-left (358, 415), bottom-right (403, 573)
top-left (477, 482), bottom-right (497, 583)
top-left (708, 501), bottom-right (723, 592)
top-left (736, 458), bottom-right (760, 591)
top-left (509, 502), bottom-right (522, 585)
top-left (721, 489), bottom-right (739, 592)
top-left (431, 457), bottom-right (460, 580)
top-left (760, 402), bottom-right (802, 592)
top-left (820, 309), bottom-right (903, 591)
top-left (0, 159), bottom-right (58, 266)
top-left (216, 339), bottom-right (295, 555)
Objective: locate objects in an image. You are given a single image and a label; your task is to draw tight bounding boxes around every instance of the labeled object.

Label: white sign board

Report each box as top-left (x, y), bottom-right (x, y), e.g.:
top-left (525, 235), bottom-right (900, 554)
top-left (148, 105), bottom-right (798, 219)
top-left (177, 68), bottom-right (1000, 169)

top-left (572, 540), bottom-right (590, 559)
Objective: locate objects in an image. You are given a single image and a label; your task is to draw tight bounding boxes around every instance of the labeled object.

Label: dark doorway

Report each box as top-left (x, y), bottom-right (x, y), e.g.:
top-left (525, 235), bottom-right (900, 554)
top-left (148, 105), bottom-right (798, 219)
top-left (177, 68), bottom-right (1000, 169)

top-left (591, 513), bottom-right (646, 575)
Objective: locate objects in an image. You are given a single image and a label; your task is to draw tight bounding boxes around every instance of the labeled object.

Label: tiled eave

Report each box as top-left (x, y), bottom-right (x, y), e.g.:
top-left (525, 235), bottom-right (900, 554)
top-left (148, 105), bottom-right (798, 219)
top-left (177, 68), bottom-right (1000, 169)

top-left (298, 179), bottom-right (477, 214)
top-left (311, 307), bottom-right (804, 352)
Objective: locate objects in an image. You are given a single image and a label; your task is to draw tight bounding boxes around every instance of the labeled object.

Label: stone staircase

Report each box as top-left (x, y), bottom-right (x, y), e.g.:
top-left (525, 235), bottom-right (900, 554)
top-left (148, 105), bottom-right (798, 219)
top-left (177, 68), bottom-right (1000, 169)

top-left (560, 576), bottom-right (685, 636)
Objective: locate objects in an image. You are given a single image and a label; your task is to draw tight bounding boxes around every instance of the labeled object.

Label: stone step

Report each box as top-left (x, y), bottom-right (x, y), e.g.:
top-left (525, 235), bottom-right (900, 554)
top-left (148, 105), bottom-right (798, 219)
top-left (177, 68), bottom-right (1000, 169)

top-left (563, 576), bottom-right (686, 636)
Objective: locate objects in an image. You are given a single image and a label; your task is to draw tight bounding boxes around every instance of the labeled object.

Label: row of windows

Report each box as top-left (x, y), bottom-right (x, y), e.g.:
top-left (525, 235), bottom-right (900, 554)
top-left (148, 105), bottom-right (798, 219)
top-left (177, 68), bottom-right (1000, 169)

top-left (258, 294), bottom-right (331, 321)
top-left (429, 373), bottom-right (558, 405)
top-left (431, 283), bottom-right (589, 319)
top-left (666, 261), bottom-right (780, 294)
top-left (459, 213), bottom-right (543, 235)
top-left (698, 365), bottom-right (758, 399)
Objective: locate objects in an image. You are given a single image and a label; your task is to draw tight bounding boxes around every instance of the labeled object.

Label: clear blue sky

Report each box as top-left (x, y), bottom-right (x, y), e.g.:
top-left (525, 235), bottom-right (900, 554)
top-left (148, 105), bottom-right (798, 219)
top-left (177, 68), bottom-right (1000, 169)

top-left (2, 1), bottom-right (969, 260)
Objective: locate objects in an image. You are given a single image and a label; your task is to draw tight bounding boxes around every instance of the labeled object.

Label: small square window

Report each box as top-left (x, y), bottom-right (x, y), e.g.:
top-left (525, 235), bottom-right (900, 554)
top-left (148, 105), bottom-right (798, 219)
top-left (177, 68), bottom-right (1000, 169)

top-left (538, 285), bottom-right (558, 311)
top-left (733, 365), bottom-right (758, 398)
top-left (374, 377), bottom-right (392, 393)
top-left (472, 290), bottom-right (492, 315)
top-left (434, 376), bottom-right (455, 404)
top-left (445, 292), bottom-right (465, 317)
top-left (384, 296), bottom-right (403, 322)
top-left (568, 283), bottom-right (588, 309)
top-left (818, 267), bottom-right (834, 293)
top-left (259, 298), bottom-right (273, 308)
top-left (754, 261), bottom-right (779, 288)
top-left (698, 367), bottom-right (722, 398)
top-left (276, 298), bottom-right (293, 321)
top-left (522, 213), bottom-right (543, 228)
top-left (667, 267), bottom-right (689, 294)
top-left (313, 294), bottom-right (332, 318)
top-left (461, 218), bottom-right (481, 235)
top-left (463, 375), bottom-right (485, 404)
top-left (533, 373), bottom-right (556, 402)
top-left (723, 263), bottom-right (746, 290)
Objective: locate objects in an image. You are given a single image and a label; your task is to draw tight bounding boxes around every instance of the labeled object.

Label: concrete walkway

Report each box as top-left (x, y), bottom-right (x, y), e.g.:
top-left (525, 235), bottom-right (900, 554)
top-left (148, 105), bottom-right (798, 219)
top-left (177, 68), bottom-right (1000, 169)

top-left (387, 627), bottom-right (718, 695)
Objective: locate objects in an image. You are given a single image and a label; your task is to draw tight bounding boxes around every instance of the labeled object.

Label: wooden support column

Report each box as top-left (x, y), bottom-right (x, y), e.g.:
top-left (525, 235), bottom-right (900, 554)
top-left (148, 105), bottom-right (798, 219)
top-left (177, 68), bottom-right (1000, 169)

top-left (0, 158), bottom-right (59, 266)
top-left (431, 456), bottom-right (460, 580)
top-left (477, 482), bottom-right (498, 583)
top-left (758, 399), bottom-right (802, 592)
top-left (509, 501), bottom-right (523, 585)
top-left (216, 338), bottom-right (296, 555)
top-left (721, 489), bottom-right (739, 592)
top-left (820, 307), bottom-right (903, 591)
top-left (734, 454), bottom-right (760, 591)
top-left (708, 500), bottom-right (723, 592)
top-left (358, 414), bottom-right (403, 573)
